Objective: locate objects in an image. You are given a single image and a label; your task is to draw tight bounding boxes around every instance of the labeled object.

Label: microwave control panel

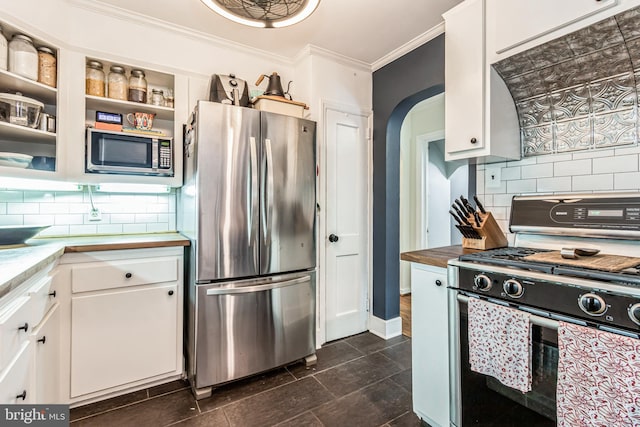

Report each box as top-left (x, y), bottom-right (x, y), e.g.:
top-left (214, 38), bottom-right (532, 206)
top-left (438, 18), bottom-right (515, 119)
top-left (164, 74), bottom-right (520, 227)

top-left (159, 140), bottom-right (172, 169)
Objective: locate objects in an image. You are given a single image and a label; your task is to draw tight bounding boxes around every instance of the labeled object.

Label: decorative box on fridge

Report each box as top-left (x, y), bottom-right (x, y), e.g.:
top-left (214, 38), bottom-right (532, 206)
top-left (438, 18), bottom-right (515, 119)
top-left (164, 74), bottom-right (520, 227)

top-left (252, 95), bottom-right (308, 118)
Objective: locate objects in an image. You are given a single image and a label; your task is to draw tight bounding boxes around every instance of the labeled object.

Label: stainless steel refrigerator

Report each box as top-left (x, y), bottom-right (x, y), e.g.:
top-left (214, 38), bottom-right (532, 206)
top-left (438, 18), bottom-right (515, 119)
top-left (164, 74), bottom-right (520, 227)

top-left (179, 101), bottom-right (317, 398)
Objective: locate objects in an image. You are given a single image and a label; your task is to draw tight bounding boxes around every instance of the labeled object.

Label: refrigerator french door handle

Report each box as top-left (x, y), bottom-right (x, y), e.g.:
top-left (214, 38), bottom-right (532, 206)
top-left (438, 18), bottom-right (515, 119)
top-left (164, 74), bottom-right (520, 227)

top-left (264, 138), bottom-right (274, 245)
top-left (249, 136), bottom-right (259, 271)
top-left (205, 276), bottom-right (309, 295)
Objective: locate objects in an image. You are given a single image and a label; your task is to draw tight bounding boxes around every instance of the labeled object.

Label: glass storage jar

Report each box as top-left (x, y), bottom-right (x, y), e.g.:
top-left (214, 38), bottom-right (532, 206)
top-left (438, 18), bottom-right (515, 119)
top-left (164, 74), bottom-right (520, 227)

top-left (128, 69), bottom-right (147, 103)
top-left (151, 88), bottom-right (164, 106)
top-left (37, 47), bottom-right (56, 87)
top-left (164, 89), bottom-right (174, 108)
top-left (0, 25), bottom-right (7, 71)
top-left (86, 60), bottom-right (105, 97)
top-left (9, 34), bottom-right (38, 80)
top-left (108, 65), bottom-right (128, 100)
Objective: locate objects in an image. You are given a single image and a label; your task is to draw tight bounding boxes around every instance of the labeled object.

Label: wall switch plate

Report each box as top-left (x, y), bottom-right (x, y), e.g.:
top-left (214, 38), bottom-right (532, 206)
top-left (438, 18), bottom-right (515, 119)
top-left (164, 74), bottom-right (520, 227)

top-left (88, 208), bottom-right (102, 221)
top-left (485, 166), bottom-right (502, 189)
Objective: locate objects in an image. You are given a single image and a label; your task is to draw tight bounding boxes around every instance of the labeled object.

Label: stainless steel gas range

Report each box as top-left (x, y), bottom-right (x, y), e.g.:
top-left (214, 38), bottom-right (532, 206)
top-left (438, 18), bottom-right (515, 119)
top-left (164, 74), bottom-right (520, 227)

top-left (448, 193), bottom-right (640, 426)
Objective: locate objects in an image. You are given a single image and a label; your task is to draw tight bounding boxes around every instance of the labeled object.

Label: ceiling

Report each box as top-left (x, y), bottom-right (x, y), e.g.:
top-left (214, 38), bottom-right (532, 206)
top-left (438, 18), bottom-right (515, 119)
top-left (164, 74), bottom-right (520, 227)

top-left (95, 0), bottom-right (463, 66)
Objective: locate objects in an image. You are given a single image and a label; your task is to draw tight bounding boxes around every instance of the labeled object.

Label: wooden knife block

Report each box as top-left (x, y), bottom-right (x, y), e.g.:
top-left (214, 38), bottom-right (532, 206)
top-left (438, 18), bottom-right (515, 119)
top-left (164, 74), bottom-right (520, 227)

top-left (462, 212), bottom-right (508, 250)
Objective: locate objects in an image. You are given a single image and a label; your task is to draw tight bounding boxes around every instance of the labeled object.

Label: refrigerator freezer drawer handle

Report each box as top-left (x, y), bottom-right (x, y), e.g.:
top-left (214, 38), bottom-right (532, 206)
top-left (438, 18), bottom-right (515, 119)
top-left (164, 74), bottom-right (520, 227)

top-left (205, 276), bottom-right (309, 295)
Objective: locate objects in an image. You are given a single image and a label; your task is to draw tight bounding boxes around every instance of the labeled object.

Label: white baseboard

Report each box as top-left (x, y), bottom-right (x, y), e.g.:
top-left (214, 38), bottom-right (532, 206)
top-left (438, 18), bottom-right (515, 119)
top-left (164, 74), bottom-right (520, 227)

top-left (368, 315), bottom-right (402, 340)
top-left (400, 287), bottom-right (411, 295)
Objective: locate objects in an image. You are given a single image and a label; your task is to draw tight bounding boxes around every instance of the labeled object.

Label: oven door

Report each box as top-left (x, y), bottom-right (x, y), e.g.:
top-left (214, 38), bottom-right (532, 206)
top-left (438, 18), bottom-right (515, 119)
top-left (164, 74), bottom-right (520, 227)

top-left (449, 291), bottom-right (558, 427)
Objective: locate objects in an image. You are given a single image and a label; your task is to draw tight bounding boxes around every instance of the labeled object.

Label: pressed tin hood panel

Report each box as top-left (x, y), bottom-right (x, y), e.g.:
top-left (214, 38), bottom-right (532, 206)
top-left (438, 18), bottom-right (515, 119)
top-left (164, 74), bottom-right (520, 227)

top-left (493, 7), bottom-right (640, 156)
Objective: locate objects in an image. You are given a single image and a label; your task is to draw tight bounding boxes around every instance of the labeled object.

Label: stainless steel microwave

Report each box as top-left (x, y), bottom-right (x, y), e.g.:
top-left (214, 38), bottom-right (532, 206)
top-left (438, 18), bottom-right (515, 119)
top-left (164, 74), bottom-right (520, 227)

top-left (86, 128), bottom-right (174, 176)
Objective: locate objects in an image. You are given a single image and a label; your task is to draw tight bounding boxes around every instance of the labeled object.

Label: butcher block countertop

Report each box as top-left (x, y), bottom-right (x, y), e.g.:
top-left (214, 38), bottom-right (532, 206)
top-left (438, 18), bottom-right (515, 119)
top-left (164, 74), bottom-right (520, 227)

top-left (401, 245), bottom-right (481, 268)
top-left (0, 233), bottom-right (189, 300)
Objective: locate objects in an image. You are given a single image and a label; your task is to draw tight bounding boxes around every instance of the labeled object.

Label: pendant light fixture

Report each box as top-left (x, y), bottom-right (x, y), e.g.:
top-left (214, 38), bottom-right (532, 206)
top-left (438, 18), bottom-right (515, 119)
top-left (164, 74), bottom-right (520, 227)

top-left (201, 0), bottom-right (320, 28)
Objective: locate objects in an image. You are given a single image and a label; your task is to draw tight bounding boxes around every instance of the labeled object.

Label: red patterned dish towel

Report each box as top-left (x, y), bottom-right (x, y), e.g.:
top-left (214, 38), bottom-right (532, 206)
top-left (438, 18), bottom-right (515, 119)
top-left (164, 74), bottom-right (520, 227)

top-left (557, 321), bottom-right (640, 427)
top-left (467, 298), bottom-right (532, 393)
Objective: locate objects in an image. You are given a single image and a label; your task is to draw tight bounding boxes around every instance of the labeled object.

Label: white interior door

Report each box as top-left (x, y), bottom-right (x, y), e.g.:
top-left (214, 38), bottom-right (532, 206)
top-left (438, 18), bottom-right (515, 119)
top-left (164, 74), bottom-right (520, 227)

top-left (325, 108), bottom-right (369, 342)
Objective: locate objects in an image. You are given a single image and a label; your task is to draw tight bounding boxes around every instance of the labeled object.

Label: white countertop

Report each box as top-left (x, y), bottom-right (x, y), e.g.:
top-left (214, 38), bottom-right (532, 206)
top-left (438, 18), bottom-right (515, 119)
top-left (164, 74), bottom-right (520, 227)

top-left (0, 233), bottom-right (190, 300)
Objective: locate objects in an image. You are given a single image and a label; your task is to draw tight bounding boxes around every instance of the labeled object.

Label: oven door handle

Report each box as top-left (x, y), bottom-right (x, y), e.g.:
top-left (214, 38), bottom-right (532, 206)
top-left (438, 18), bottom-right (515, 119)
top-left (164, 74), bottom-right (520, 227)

top-left (456, 294), bottom-right (560, 330)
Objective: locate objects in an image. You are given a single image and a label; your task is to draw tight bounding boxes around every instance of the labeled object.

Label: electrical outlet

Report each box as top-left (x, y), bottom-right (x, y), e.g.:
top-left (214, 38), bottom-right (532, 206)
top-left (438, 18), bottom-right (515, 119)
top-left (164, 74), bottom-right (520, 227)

top-left (88, 208), bottom-right (102, 221)
top-left (485, 166), bottom-right (502, 189)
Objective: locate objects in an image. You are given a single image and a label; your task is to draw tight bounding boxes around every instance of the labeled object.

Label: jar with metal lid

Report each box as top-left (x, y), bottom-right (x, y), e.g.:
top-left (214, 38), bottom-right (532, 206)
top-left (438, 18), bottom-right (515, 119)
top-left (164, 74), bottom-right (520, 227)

top-left (151, 88), bottom-right (164, 106)
top-left (37, 47), bottom-right (56, 87)
top-left (86, 60), bottom-right (105, 97)
top-left (9, 34), bottom-right (38, 80)
top-left (164, 89), bottom-right (174, 108)
top-left (0, 26), bottom-right (7, 71)
top-left (128, 69), bottom-right (147, 103)
top-left (108, 65), bottom-right (128, 100)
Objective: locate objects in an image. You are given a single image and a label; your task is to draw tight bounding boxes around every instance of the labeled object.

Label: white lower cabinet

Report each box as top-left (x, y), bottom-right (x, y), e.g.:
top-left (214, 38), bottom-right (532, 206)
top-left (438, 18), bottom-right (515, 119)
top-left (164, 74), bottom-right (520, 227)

top-left (0, 343), bottom-right (33, 404)
top-left (32, 303), bottom-right (61, 404)
top-left (411, 262), bottom-right (449, 427)
top-left (60, 247), bottom-right (184, 404)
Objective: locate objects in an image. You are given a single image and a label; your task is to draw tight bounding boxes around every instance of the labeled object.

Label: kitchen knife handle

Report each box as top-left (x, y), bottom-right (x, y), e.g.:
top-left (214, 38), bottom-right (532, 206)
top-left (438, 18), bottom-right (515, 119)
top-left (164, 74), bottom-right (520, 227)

top-left (473, 211), bottom-right (482, 227)
top-left (454, 200), bottom-right (469, 217)
top-left (453, 205), bottom-right (470, 225)
top-left (473, 195), bottom-right (486, 214)
top-left (449, 210), bottom-right (463, 226)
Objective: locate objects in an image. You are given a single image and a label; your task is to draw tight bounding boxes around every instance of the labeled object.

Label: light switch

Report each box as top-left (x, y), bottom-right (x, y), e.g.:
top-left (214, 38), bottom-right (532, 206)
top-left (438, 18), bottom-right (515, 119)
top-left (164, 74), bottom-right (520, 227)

top-left (485, 166), bottom-right (502, 189)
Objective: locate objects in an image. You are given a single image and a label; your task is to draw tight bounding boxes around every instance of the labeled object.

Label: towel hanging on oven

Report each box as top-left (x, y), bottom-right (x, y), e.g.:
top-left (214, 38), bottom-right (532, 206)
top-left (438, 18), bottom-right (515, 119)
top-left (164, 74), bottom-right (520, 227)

top-left (557, 322), bottom-right (640, 427)
top-left (467, 298), bottom-right (532, 393)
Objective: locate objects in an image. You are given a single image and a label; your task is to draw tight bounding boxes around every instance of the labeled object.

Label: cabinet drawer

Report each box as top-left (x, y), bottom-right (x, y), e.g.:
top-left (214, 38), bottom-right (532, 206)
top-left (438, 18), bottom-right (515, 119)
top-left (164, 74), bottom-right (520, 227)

top-left (0, 342), bottom-right (32, 404)
top-left (71, 257), bottom-right (178, 293)
top-left (28, 275), bottom-right (56, 328)
top-left (0, 296), bottom-right (33, 372)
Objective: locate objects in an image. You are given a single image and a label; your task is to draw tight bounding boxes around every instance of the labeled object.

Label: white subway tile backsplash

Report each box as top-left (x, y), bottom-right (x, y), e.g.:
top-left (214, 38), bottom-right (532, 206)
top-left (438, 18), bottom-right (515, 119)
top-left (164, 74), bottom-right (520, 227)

top-left (506, 179), bottom-right (537, 194)
top-left (537, 177), bottom-right (572, 193)
top-left (147, 203), bottom-right (169, 213)
top-left (492, 194), bottom-right (514, 207)
top-left (8, 203), bottom-right (39, 214)
top-left (0, 203), bottom-right (5, 215)
top-left (110, 214), bottom-right (136, 224)
top-left (0, 191), bottom-right (23, 202)
top-left (592, 154), bottom-right (638, 174)
top-left (572, 149), bottom-right (615, 159)
top-left (97, 224), bottom-right (124, 234)
top-left (39, 204), bottom-right (70, 214)
top-left (147, 223), bottom-right (170, 233)
top-left (69, 225), bottom-right (98, 235)
top-left (614, 172), bottom-right (640, 190)
top-left (554, 159), bottom-right (592, 176)
top-left (484, 180), bottom-right (507, 194)
top-left (615, 145), bottom-right (640, 156)
top-left (135, 214), bottom-right (158, 224)
top-left (123, 224), bottom-right (147, 234)
top-left (0, 215), bottom-right (24, 225)
top-left (23, 215), bottom-right (55, 225)
top-left (571, 174), bottom-right (614, 191)
top-left (40, 225), bottom-right (69, 236)
top-left (491, 207), bottom-right (508, 220)
top-left (55, 214), bottom-right (84, 225)
top-left (501, 166), bottom-right (521, 180)
top-left (54, 192), bottom-right (84, 203)
top-left (521, 163), bottom-right (553, 179)
top-left (23, 192), bottom-right (55, 203)
top-left (535, 153), bottom-right (572, 164)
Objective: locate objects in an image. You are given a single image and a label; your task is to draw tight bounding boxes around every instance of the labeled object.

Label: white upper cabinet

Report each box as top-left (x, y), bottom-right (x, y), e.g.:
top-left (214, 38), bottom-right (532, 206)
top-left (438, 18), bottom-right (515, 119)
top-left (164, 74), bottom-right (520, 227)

top-left (487, 0), bottom-right (640, 63)
top-left (444, 0), bottom-right (520, 162)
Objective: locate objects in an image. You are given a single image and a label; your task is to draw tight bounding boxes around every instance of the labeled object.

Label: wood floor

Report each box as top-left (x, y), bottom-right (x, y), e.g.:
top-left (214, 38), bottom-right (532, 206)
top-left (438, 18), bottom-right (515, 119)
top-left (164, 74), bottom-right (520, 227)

top-left (401, 294), bottom-right (411, 337)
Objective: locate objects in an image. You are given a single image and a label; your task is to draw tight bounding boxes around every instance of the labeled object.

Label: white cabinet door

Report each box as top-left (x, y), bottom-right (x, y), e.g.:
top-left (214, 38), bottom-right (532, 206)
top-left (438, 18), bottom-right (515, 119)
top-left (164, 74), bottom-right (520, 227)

top-left (489, 0), bottom-right (617, 55)
top-left (411, 263), bottom-right (449, 427)
top-left (70, 283), bottom-right (179, 397)
top-left (0, 342), bottom-right (33, 404)
top-left (32, 304), bottom-right (61, 404)
top-left (444, 0), bottom-right (485, 155)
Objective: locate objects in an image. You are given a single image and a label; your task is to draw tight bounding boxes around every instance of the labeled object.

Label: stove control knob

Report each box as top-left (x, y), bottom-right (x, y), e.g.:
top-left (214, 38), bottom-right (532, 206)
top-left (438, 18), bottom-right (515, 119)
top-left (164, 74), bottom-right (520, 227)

top-left (628, 303), bottom-right (640, 326)
top-left (579, 293), bottom-right (606, 316)
top-left (474, 274), bottom-right (492, 291)
top-left (503, 279), bottom-right (524, 298)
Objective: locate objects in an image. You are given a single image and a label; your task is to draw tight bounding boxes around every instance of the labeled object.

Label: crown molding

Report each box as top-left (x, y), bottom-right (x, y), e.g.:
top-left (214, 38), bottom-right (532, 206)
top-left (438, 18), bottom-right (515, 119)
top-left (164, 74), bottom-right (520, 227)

top-left (371, 22), bottom-right (445, 72)
top-left (294, 45), bottom-right (372, 72)
top-left (69, 0), bottom-right (293, 66)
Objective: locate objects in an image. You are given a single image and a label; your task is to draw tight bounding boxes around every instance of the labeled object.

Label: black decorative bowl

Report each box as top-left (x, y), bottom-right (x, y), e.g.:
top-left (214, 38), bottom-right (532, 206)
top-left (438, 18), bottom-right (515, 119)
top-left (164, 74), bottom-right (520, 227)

top-left (0, 225), bottom-right (51, 245)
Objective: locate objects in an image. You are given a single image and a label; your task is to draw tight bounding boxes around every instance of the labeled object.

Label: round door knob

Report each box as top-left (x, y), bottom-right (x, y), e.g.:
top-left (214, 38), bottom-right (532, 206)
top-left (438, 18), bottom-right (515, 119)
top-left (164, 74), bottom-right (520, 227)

top-left (579, 293), bottom-right (606, 316)
top-left (503, 279), bottom-right (524, 298)
top-left (473, 274), bottom-right (492, 291)
top-left (435, 279), bottom-right (442, 287)
top-left (470, 137), bottom-right (478, 144)
top-left (629, 303), bottom-right (640, 326)
top-left (168, 290), bottom-right (174, 296)
top-left (329, 234), bottom-right (339, 243)
top-left (125, 272), bottom-right (132, 279)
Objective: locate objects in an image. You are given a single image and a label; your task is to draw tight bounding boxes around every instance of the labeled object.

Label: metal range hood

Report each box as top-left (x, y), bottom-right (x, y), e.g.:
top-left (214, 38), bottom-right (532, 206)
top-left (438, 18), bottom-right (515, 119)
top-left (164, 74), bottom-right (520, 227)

top-left (492, 6), bottom-right (640, 156)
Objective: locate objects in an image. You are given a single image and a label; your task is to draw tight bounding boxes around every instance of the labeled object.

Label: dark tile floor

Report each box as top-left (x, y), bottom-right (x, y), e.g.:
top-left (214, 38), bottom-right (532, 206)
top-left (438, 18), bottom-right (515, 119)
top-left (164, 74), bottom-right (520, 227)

top-left (70, 332), bottom-right (423, 427)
